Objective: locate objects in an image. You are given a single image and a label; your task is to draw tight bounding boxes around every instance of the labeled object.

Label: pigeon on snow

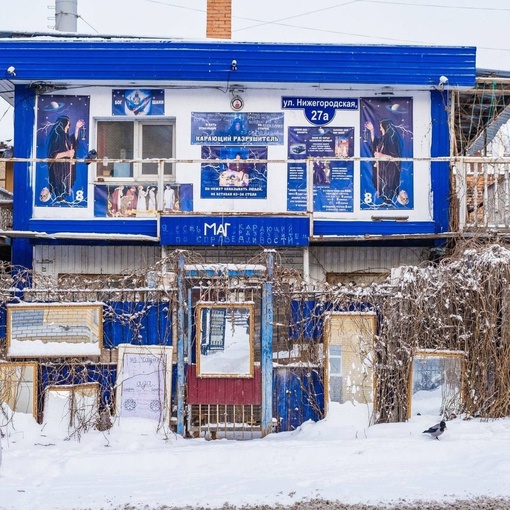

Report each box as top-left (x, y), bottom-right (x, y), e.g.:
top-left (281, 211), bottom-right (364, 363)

top-left (423, 420), bottom-right (447, 440)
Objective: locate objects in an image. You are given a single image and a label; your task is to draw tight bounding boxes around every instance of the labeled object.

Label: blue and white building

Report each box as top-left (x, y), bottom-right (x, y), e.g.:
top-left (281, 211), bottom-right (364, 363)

top-left (0, 34), bottom-right (478, 435)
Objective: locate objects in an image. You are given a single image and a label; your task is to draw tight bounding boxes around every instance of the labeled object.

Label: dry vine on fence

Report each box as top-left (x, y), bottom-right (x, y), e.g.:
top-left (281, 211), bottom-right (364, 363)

top-left (1, 243), bottom-right (510, 439)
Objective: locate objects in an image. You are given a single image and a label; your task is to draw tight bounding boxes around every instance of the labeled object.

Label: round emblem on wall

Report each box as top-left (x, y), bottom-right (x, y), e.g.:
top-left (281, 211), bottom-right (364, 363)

top-left (230, 95), bottom-right (244, 112)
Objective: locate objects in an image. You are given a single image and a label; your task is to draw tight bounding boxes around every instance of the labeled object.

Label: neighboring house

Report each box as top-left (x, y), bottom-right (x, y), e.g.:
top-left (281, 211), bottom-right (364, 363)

top-left (0, 143), bottom-right (13, 261)
top-left (0, 35), bottom-right (478, 437)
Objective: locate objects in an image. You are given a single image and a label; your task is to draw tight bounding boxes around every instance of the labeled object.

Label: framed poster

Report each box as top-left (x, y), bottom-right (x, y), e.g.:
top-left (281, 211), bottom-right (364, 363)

top-left (360, 97), bottom-right (414, 210)
top-left (287, 126), bottom-right (355, 213)
top-left (7, 303), bottom-right (103, 358)
top-left (115, 344), bottom-right (173, 423)
top-left (43, 383), bottom-right (100, 437)
top-left (408, 350), bottom-right (464, 419)
top-left (0, 362), bottom-right (38, 419)
top-left (196, 303), bottom-right (254, 378)
top-left (35, 94), bottom-right (90, 207)
top-left (324, 312), bottom-right (376, 412)
top-left (200, 146), bottom-right (268, 199)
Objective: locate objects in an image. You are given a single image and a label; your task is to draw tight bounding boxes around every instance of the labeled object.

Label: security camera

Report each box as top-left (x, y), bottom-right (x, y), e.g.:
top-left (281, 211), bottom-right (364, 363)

top-left (6, 66), bottom-right (16, 77)
top-left (439, 75), bottom-right (448, 84)
top-left (230, 59), bottom-right (238, 71)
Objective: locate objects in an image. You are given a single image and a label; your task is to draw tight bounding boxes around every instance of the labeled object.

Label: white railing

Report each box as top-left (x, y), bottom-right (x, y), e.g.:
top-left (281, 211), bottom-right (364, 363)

top-left (6, 155), bottom-right (510, 233)
top-left (454, 158), bottom-right (510, 231)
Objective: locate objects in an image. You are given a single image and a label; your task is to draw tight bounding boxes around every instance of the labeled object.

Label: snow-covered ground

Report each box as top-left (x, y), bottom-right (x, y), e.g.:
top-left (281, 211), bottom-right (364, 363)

top-left (1, 401), bottom-right (510, 510)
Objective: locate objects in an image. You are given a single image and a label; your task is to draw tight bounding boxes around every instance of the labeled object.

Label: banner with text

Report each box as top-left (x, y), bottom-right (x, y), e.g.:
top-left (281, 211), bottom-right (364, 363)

top-left (112, 89), bottom-right (165, 116)
top-left (191, 112), bottom-right (284, 145)
top-left (200, 146), bottom-right (267, 199)
top-left (287, 126), bottom-right (355, 213)
top-left (160, 215), bottom-right (309, 246)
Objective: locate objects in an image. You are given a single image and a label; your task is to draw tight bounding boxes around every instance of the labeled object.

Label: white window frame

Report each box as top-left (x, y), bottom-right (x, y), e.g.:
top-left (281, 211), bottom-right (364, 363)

top-left (95, 118), bottom-right (176, 181)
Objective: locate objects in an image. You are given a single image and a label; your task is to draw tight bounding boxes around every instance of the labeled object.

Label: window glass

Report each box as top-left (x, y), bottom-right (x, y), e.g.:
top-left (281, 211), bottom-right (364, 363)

top-left (96, 120), bottom-right (174, 179)
top-left (97, 121), bottom-right (134, 177)
top-left (141, 124), bottom-right (174, 176)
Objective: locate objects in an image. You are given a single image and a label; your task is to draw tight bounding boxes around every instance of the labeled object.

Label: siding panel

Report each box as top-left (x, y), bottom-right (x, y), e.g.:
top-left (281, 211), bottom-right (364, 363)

top-left (0, 40), bottom-right (476, 88)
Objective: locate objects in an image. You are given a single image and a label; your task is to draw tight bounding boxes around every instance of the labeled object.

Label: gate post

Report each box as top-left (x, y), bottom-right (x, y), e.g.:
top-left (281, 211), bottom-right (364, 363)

top-left (176, 252), bottom-right (186, 436)
top-left (261, 249), bottom-right (275, 436)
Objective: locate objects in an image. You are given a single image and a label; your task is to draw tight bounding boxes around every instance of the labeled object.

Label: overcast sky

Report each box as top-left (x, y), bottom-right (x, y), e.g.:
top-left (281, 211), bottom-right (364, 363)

top-left (1, 0), bottom-right (509, 141)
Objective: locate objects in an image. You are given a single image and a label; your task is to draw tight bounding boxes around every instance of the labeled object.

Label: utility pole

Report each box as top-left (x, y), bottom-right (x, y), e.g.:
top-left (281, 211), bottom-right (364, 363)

top-left (55, 0), bottom-right (78, 32)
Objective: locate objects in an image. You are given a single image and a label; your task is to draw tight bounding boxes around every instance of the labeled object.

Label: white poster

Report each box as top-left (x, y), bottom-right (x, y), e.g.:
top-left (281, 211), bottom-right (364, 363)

top-left (117, 346), bottom-right (173, 421)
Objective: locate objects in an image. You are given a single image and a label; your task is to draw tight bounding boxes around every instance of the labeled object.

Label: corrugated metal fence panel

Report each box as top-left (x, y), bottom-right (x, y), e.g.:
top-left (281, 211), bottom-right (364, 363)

top-left (187, 365), bottom-right (262, 405)
top-left (38, 363), bottom-right (116, 419)
top-left (102, 301), bottom-right (172, 348)
top-left (273, 366), bottom-right (324, 432)
top-left (0, 304), bottom-right (6, 341)
top-left (309, 245), bottom-right (430, 283)
top-left (0, 39), bottom-right (476, 87)
top-left (33, 244), bottom-right (161, 277)
top-left (290, 299), bottom-right (323, 340)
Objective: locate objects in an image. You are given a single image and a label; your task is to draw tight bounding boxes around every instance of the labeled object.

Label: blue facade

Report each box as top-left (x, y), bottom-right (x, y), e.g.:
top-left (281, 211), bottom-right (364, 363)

top-left (0, 37), bottom-right (477, 262)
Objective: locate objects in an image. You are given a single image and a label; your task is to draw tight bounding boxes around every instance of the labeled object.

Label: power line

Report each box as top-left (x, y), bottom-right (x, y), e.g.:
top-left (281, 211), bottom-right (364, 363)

top-left (232, 1), bottom-right (510, 53)
top-left (362, 0), bottom-right (510, 11)
top-left (234, 1), bottom-right (360, 32)
top-left (145, 0), bottom-right (206, 14)
top-left (132, 0), bottom-right (510, 54)
top-left (237, 17), bottom-right (510, 53)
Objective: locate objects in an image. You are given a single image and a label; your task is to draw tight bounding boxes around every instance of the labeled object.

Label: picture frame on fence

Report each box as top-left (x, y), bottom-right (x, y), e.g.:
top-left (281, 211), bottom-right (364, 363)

top-left (115, 344), bottom-right (174, 423)
top-left (0, 362), bottom-right (38, 419)
top-left (6, 303), bottom-right (103, 358)
top-left (408, 350), bottom-right (465, 419)
top-left (195, 303), bottom-right (254, 378)
top-left (43, 382), bottom-right (100, 438)
top-left (324, 312), bottom-right (376, 412)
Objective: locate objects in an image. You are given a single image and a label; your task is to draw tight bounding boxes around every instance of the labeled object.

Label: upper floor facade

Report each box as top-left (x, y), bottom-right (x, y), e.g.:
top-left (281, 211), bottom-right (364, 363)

top-left (0, 36), bottom-right (478, 268)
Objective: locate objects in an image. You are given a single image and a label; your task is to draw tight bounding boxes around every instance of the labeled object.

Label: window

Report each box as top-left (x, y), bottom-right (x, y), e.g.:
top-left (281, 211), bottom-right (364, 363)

top-left (96, 120), bottom-right (175, 180)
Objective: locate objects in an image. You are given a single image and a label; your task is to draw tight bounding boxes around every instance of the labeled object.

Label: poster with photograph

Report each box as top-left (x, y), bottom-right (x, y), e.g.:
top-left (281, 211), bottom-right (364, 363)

top-left (112, 89), bottom-right (165, 116)
top-left (360, 97), bottom-right (414, 209)
top-left (191, 112), bottom-right (284, 145)
top-left (35, 95), bottom-right (90, 208)
top-left (287, 126), bottom-right (355, 213)
top-left (201, 146), bottom-right (268, 199)
top-left (94, 183), bottom-right (183, 217)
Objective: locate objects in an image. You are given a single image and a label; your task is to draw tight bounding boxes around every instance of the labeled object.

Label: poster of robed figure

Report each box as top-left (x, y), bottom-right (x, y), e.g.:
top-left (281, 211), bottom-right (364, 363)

top-left (35, 95), bottom-right (90, 208)
top-left (360, 97), bottom-right (414, 209)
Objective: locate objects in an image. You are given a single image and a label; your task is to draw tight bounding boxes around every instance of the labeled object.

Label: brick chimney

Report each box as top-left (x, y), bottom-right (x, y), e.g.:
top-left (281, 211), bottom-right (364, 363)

top-left (206, 0), bottom-right (232, 39)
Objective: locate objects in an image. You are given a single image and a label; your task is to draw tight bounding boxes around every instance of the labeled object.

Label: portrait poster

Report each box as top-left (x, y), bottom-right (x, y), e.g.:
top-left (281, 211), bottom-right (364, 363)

top-left (191, 112), bottom-right (284, 146)
top-left (360, 97), bottom-right (414, 209)
top-left (94, 183), bottom-right (184, 217)
top-left (287, 126), bottom-right (355, 213)
top-left (200, 146), bottom-right (268, 199)
top-left (112, 89), bottom-right (165, 116)
top-left (35, 95), bottom-right (90, 208)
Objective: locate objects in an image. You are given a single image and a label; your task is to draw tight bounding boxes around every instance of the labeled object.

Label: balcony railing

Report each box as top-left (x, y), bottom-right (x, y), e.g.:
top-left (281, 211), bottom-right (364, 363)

top-left (453, 158), bottom-right (510, 231)
top-left (5, 156), bottom-right (510, 235)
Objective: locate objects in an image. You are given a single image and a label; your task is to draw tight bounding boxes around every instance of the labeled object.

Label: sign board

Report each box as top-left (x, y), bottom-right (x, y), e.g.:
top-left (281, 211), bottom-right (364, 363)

top-left (160, 215), bottom-right (310, 246)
